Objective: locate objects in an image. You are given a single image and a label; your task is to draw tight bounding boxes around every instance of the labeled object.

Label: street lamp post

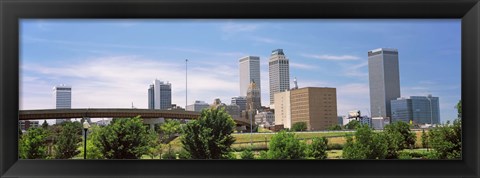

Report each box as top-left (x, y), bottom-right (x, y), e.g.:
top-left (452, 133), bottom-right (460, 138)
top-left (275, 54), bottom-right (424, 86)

top-left (250, 111), bottom-right (253, 146)
top-left (83, 120), bottom-right (91, 159)
top-left (185, 59), bottom-right (188, 110)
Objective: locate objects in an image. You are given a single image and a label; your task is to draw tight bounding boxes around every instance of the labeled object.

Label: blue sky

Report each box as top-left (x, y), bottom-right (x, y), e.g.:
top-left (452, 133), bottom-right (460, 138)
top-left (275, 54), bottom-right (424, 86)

top-left (20, 19), bottom-right (461, 123)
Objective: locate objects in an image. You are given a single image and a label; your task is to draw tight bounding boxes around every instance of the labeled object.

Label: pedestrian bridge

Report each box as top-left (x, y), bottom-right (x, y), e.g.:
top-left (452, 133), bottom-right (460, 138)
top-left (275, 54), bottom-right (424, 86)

top-left (18, 108), bottom-right (251, 126)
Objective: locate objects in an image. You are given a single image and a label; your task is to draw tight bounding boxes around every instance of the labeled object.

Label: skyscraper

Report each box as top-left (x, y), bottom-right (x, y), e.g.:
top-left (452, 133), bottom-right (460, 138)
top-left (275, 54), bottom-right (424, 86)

top-left (368, 48), bottom-right (401, 119)
top-left (150, 79), bottom-right (172, 110)
top-left (239, 56), bottom-right (261, 97)
top-left (246, 79), bottom-right (261, 111)
top-left (269, 49), bottom-right (290, 106)
top-left (231, 96), bottom-right (247, 111)
top-left (148, 84), bottom-right (154, 109)
top-left (53, 84), bottom-right (71, 124)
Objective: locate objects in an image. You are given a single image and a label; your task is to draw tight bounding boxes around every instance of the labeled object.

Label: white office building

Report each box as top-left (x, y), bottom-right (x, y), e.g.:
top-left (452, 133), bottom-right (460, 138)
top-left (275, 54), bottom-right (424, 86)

top-left (151, 79), bottom-right (172, 110)
top-left (269, 49), bottom-right (290, 106)
top-left (239, 56), bottom-right (261, 97)
top-left (53, 84), bottom-right (72, 124)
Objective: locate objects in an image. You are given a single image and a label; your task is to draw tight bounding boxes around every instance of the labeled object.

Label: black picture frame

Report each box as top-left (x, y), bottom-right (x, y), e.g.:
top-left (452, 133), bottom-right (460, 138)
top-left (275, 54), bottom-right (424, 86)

top-left (1, 0), bottom-right (479, 177)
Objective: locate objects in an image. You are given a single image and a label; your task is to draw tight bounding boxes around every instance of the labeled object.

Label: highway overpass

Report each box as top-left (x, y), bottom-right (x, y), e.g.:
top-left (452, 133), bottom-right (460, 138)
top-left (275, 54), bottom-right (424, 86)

top-left (19, 108), bottom-right (252, 126)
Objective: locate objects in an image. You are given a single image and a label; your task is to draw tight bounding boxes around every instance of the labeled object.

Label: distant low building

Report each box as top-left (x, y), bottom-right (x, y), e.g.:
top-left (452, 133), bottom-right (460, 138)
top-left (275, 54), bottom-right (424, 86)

top-left (95, 119), bottom-right (111, 126)
top-left (255, 111), bottom-right (275, 127)
top-left (186, 100), bottom-right (210, 112)
top-left (19, 120), bottom-right (39, 131)
top-left (211, 98), bottom-right (240, 120)
top-left (371, 117), bottom-right (385, 130)
top-left (359, 116), bottom-right (372, 128)
top-left (168, 104), bottom-right (185, 111)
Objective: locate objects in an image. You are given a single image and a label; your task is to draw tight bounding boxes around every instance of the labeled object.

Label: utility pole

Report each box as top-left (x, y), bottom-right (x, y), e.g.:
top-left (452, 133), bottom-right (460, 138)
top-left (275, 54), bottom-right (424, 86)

top-left (185, 59), bottom-right (188, 110)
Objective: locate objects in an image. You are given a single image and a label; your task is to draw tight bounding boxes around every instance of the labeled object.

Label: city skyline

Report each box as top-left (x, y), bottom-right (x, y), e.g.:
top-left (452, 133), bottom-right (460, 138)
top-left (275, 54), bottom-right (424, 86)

top-left (20, 19), bottom-right (461, 123)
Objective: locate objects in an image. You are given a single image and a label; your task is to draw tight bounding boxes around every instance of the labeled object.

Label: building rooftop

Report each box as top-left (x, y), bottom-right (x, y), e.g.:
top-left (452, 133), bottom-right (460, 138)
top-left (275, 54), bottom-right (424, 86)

top-left (239, 56), bottom-right (260, 62)
top-left (369, 48), bottom-right (398, 53)
top-left (271, 49), bottom-right (285, 56)
top-left (53, 84), bottom-right (71, 89)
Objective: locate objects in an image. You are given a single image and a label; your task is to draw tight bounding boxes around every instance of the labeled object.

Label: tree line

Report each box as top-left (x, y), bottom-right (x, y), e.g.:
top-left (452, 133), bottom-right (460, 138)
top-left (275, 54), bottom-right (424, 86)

top-left (19, 100), bottom-right (462, 159)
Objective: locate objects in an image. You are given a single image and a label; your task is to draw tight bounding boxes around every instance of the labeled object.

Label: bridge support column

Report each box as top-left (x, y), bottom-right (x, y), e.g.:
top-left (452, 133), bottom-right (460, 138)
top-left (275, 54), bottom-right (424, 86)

top-left (143, 118), bottom-right (164, 131)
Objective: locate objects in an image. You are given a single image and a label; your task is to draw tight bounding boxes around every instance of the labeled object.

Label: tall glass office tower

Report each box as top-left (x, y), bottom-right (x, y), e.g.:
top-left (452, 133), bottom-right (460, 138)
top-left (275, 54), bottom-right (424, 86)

top-left (148, 84), bottom-right (155, 109)
top-left (368, 48), bottom-right (401, 119)
top-left (269, 49), bottom-right (290, 106)
top-left (239, 56), bottom-right (261, 97)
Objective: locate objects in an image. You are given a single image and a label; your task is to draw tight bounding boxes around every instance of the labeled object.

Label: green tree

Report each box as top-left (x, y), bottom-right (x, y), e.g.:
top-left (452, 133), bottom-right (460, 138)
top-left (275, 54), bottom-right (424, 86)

top-left (327, 124), bottom-right (342, 131)
top-left (79, 125), bottom-right (104, 159)
top-left (42, 120), bottom-right (49, 129)
top-left (455, 100), bottom-right (461, 119)
top-left (181, 107), bottom-right (236, 159)
top-left (159, 119), bottom-right (181, 141)
top-left (384, 121), bottom-right (416, 149)
top-left (162, 144), bottom-right (177, 159)
top-left (95, 116), bottom-right (152, 159)
top-left (19, 127), bottom-right (49, 159)
top-left (241, 147), bottom-right (255, 159)
top-left (428, 118), bottom-right (461, 159)
top-left (54, 121), bottom-right (82, 159)
top-left (345, 120), bottom-right (361, 130)
top-left (291, 122), bottom-right (307, 131)
top-left (267, 130), bottom-right (306, 159)
top-left (342, 125), bottom-right (387, 159)
top-left (421, 129), bottom-right (428, 150)
top-left (146, 130), bottom-right (162, 159)
top-left (307, 137), bottom-right (328, 159)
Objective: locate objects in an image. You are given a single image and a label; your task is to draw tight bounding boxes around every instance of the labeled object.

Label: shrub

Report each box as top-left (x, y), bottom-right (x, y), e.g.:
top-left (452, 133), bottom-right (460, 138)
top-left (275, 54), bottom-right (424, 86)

top-left (291, 122), bottom-right (308, 131)
top-left (241, 148), bottom-right (255, 159)
top-left (95, 116), bottom-right (153, 159)
top-left (342, 125), bottom-right (388, 159)
top-left (398, 152), bottom-right (412, 159)
top-left (307, 137), bottom-right (328, 159)
top-left (267, 130), bottom-right (306, 159)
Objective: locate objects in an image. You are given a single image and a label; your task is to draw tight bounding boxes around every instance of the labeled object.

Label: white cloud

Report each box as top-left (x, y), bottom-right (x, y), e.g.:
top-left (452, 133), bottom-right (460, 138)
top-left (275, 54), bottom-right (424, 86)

top-left (302, 54), bottom-right (360, 61)
top-left (341, 61), bottom-right (368, 79)
top-left (336, 83), bottom-right (371, 116)
top-left (21, 55), bottom-right (241, 110)
top-left (290, 62), bottom-right (317, 70)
